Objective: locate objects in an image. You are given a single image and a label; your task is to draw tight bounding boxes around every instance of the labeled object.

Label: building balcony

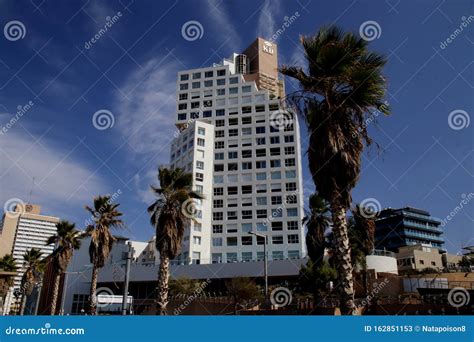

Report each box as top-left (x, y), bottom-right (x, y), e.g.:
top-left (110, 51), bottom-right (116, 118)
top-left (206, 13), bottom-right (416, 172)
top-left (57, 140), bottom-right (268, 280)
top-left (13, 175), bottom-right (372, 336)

top-left (402, 219), bottom-right (443, 232)
top-left (402, 230), bottom-right (445, 243)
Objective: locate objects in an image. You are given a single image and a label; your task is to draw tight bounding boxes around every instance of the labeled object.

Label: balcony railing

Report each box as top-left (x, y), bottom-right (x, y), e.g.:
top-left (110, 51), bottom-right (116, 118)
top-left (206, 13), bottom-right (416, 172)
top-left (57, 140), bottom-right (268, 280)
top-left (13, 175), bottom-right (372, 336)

top-left (369, 249), bottom-right (396, 258)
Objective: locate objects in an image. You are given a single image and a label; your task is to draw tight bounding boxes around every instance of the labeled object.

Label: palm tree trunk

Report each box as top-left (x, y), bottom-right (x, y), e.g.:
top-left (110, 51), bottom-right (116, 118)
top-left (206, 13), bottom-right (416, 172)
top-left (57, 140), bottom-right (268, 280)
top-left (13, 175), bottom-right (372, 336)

top-left (19, 294), bottom-right (27, 315)
top-left (50, 274), bottom-right (61, 315)
top-left (156, 254), bottom-right (169, 315)
top-left (331, 203), bottom-right (356, 315)
top-left (89, 265), bottom-right (99, 315)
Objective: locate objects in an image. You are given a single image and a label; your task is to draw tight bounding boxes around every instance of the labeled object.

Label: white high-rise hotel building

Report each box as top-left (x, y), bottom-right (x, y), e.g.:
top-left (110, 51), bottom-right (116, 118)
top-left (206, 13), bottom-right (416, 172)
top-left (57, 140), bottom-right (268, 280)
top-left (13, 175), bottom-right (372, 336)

top-left (169, 38), bottom-right (305, 265)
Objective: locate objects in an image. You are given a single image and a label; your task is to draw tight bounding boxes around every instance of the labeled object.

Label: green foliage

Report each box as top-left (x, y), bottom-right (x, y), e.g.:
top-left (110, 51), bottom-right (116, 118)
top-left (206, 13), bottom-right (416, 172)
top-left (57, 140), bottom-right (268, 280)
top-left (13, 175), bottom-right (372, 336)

top-left (298, 260), bottom-right (337, 301)
top-left (47, 220), bottom-right (82, 272)
top-left (303, 193), bottom-right (331, 265)
top-left (0, 254), bottom-right (16, 272)
top-left (148, 167), bottom-right (203, 259)
top-left (169, 277), bottom-right (204, 296)
top-left (225, 277), bottom-right (262, 313)
top-left (85, 195), bottom-right (124, 268)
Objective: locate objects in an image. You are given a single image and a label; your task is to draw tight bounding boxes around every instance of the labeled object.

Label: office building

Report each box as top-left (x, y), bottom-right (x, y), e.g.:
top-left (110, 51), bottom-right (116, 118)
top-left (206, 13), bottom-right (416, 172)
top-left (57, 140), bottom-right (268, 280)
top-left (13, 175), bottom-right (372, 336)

top-left (375, 207), bottom-right (444, 252)
top-left (169, 38), bottom-right (305, 265)
top-left (0, 203), bottom-right (58, 314)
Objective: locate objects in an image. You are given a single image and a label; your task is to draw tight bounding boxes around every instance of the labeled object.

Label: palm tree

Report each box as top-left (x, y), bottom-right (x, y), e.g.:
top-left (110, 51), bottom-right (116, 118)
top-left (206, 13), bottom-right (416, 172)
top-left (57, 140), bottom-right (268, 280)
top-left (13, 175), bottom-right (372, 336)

top-left (85, 195), bottom-right (124, 315)
top-left (19, 248), bottom-right (45, 315)
top-left (46, 220), bottom-right (82, 315)
top-left (303, 193), bottom-right (331, 265)
top-left (349, 204), bottom-right (376, 301)
top-left (281, 26), bottom-right (390, 314)
top-left (0, 254), bottom-right (17, 311)
top-left (148, 167), bottom-right (203, 315)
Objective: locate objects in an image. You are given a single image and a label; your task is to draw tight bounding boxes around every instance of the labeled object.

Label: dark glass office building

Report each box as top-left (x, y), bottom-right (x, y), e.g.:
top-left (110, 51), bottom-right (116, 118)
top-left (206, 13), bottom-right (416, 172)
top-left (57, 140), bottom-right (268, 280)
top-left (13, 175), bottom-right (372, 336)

top-left (375, 207), bottom-right (445, 252)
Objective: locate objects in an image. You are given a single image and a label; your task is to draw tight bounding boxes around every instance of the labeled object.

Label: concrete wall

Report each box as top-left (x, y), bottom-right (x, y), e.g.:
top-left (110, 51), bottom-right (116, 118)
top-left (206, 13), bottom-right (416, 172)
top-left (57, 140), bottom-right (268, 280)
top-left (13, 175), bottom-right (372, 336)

top-left (366, 255), bottom-right (398, 275)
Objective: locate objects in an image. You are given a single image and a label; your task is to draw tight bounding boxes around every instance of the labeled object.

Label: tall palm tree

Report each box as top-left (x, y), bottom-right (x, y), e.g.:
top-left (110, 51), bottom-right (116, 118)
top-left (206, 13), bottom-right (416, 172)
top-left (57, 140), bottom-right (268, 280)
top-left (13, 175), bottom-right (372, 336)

top-left (350, 204), bottom-right (376, 300)
top-left (0, 254), bottom-right (17, 311)
top-left (46, 220), bottom-right (82, 315)
top-left (19, 248), bottom-right (45, 315)
top-left (85, 195), bottom-right (124, 315)
top-left (303, 193), bottom-right (331, 265)
top-left (281, 26), bottom-right (389, 314)
top-left (148, 167), bottom-right (203, 315)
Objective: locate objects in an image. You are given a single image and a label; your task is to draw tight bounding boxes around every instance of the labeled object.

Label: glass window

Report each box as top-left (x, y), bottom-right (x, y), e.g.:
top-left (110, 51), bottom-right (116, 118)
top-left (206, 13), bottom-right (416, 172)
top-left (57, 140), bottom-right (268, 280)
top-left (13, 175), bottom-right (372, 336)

top-left (242, 223), bottom-right (252, 232)
top-left (272, 236), bottom-right (283, 244)
top-left (213, 224), bottom-right (223, 233)
top-left (287, 208), bottom-right (298, 217)
top-left (227, 237), bottom-right (238, 246)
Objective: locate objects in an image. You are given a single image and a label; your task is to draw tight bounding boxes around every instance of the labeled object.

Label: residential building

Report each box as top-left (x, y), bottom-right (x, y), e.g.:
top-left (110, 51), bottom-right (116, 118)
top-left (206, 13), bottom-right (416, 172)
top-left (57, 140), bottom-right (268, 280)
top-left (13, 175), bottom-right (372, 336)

top-left (0, 203), bottom-right (58, 314)
top-left (375, 207), bottom-right (444, 252)
top-left (169, 38), bottom-right (306, 264)
top-left (395, 244), bottom-right (444, 272)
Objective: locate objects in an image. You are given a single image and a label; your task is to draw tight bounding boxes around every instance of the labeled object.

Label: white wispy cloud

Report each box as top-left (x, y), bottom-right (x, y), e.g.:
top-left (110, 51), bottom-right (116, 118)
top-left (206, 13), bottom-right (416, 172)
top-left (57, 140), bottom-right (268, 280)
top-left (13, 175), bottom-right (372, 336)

top-left (204, 0), bottom-right (242, 50)
top-left (257, 0), bottom-right (281, 40)
top-left (113, 55), bottom-right (181, 203)
top-left (0, 129), bottom-right (108, 220)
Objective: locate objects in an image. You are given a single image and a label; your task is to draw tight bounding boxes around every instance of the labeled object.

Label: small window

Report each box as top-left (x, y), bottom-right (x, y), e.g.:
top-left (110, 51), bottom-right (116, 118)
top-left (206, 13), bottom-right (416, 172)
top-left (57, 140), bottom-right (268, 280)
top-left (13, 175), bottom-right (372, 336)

top-left (227, 237), bottom-right (238, 246)
top-left (272, 236), bottom-right (284, 245)
top-left (180, 74), bottom-right (189, 81)
top-left (213, 224), bottom-right (223, 233)
top-left (242, 236), bottom-right (253, 246)
top-left (197, 138), bottom-right (205, 147)
top-left (198, 127), bottom-right (206, 135)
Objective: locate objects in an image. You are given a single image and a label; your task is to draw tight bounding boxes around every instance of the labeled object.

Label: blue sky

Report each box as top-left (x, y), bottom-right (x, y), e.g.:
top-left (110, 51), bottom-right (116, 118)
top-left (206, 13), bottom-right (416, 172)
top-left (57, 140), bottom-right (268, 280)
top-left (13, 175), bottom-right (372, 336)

top-left (0, 0), bottom-right (472, 254)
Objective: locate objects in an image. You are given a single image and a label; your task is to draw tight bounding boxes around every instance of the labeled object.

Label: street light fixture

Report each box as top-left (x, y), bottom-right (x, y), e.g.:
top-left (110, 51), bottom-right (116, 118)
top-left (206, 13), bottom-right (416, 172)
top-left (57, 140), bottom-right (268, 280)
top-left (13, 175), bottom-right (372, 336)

top-left (248, 231), bottom-right (268, 307)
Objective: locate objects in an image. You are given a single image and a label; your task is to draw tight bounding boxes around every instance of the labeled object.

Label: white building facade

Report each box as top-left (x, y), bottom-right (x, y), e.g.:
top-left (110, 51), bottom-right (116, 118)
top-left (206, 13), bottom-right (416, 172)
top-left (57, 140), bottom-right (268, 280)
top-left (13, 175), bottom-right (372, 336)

top-left (0, 204), bottom-right (58, 314)
top-left (169, 38), bottom-right (306, 265)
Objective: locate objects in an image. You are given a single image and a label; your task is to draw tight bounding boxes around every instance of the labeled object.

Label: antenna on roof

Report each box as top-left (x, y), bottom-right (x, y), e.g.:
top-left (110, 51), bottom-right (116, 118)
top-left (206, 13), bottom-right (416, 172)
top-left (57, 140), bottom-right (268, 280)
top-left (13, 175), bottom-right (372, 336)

top-left (27, 177), bottom-right (35, 204)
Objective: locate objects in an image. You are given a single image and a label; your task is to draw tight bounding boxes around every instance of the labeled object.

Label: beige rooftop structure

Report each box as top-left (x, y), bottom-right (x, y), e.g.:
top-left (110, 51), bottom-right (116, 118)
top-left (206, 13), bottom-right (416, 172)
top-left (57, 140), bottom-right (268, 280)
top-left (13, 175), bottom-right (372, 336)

top-left (241, 38), bottom-right (285, 99)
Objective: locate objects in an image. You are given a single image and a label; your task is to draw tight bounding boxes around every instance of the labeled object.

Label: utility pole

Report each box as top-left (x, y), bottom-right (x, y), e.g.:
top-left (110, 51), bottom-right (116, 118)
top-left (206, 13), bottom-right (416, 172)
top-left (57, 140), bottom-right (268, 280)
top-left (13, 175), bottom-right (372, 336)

top-left (248, 232), bottom-right (268, 307)
top-left (122, 242), bottom-right (133, 315)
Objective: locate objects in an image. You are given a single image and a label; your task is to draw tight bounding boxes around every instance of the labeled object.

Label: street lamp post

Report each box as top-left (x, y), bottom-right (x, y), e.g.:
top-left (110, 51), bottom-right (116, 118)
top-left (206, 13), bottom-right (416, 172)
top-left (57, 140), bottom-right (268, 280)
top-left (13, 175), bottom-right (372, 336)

top-left (248, 232), bottom-right (268, 306)
top-left (122, 242), bottom-right (134, 315)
